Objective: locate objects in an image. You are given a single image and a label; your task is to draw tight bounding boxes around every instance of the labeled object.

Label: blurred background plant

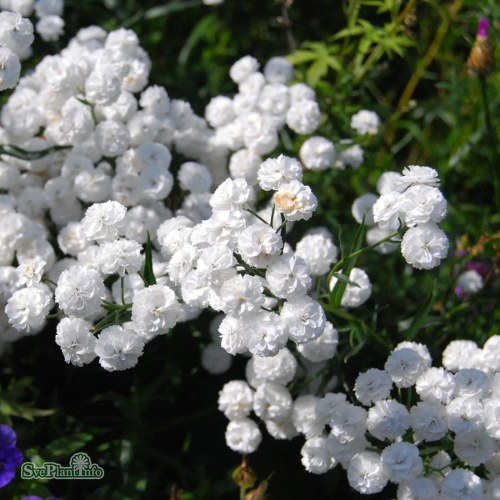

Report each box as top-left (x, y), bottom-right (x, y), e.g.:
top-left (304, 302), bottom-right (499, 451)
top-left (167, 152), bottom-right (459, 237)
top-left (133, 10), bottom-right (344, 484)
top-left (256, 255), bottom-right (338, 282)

top-left (1, 0), bottom-right (498, 498)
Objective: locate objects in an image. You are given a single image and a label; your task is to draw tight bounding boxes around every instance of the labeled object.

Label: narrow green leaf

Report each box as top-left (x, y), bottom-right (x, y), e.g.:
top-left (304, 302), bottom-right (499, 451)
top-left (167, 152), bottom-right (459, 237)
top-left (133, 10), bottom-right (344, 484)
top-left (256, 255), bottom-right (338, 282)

top-left (178, 14), bottom-right (216, 67)
top-left (325, 55), bottom-right (342, 73)
top-left (330, 272), bottom-right (361, 288)
top-left (403, 281), bottom-right (436, 342)
top-left (142, 231), bottom-right (157, 287)
top-left (286, 50), bottom-right (318, 65)
top-left (144, 0), bottom-right (201, 19)
top-left (306, 59), bottom-right (328, 86)
top-left (91, 307), bottom-right (132, 334)
top-left (329, 221), bottom-right (366, 308)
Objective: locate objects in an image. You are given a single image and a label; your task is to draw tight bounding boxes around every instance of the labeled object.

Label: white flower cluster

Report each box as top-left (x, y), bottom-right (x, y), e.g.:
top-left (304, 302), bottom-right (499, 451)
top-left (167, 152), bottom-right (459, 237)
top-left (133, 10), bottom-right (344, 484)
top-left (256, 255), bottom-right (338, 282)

top-left (1, 0), bottom-right (65, 42)
top-left (205, 55), bottom-right (325, 184)
top-left (0, 25), bottom-right (338, 371)
top-left (219, 336), bottom-right (500, 498)
top-left (0, 10), bottom-right (33, 90)
top-left (297, 108), bottom-right (379, 172)
top-left (352, 165), bottom-right (449, 269)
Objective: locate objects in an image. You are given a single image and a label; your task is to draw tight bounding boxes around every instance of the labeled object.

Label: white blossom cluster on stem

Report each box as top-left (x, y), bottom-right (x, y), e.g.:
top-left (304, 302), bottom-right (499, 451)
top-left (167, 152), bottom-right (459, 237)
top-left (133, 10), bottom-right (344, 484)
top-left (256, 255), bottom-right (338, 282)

top-left (218, 336), bottom-right (500, 498)
top-left (350, 165), bottom-right (449, 269)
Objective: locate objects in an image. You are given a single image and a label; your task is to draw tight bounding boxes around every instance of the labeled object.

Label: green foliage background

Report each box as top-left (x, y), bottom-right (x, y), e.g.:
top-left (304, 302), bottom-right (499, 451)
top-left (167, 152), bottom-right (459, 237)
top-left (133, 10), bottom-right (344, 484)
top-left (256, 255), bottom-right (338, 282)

top-left (1, 0), bottom-right (499, 498)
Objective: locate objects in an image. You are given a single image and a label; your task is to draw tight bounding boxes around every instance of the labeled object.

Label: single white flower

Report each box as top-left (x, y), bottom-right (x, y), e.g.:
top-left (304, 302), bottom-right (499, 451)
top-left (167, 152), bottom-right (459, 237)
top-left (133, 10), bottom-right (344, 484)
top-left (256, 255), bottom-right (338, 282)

top-left (94, 325), bottom-right (144, 371)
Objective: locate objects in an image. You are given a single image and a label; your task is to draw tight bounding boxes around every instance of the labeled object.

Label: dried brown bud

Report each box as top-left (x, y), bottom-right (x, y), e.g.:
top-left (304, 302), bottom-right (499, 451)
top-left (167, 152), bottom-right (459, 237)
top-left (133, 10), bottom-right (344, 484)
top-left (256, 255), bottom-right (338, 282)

top-left (232, 456), bottom-right (257, 490)
top-left (467, 19), bottom-right (496, 76)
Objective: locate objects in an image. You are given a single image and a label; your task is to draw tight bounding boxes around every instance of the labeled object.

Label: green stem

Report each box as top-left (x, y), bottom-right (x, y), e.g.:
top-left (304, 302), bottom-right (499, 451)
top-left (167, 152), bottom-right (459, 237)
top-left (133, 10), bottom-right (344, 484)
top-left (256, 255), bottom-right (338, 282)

top-left (329, 229), bottom-right (401, 277)
top-left (269, 204), bottom-right (276, 227)
top-left (0, 144), bottom-right (71, 161)
top-left (244, 208), bottom-right (271, 226)
top-left (121, 276), bottom-right (126, 306)
top-left (478, 75), bottom-right (500, 213)
top-left (41, 276), bottom-right (58, 287)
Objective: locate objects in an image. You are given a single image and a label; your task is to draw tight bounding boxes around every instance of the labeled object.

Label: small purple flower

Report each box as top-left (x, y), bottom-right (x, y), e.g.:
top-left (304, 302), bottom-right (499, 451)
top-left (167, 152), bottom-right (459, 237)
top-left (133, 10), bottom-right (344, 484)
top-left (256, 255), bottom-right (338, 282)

top-left (0, 424), bottom-right (23, 488)
top-left (478, 18), bottom-right (489, 38)
top-left (22, 497), bottom-right (64, 500)
top-left (466, 261), bottom-right (491, 279)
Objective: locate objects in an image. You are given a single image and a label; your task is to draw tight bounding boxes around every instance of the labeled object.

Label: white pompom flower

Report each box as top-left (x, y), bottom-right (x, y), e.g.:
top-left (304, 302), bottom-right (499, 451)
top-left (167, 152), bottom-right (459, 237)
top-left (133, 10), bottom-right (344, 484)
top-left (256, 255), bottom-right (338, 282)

top-left (398, 165), bottom-right (440, 190)
top-left (225, 418), bottom-right (262, 454)
top-left (301, 437), bottom-right (337, 474)
top-left (229, 55), bottom-right (259, 84)
top-left (55, 317), bottom-right (97, 367)
top-left (257, 154), bottom-right (303, 192)
top-left (286, 99), bottom-right (321, 135)
top-left (16, 257), bottom-right (46, 288)
top-left (440, 469), bottom-right (483, 500)
top-left (354, 368), bottom-right (393, 406)
top-left (55, 265), bottom-right (105, 319)
top-left (5, 284), bottom-right (52, 332)
top-left (0, 11), bottom-right (34, 55)
top-left (273, 180), bottom-right (317, 221)
top-left (281, 296), bottom-right (325, 344)
top-left (246, 310), bottom-right (287, 357)
top-left (177, 162), bottom-right (212, 193)
top-left (265, 254), bottom-right (311, 300)
top-left (399, 185), bottom-right (447, 227)
top-left (253, 382), bottom-right (292, 421)
top-left (98, 239), bottom-right (144, 277)
top-left (218, 380), bottom-right (254, 420)
top-left (457, 270), bottom-right (484, 295)
top-left (263, 56), bottom-right (293, 84)
top-left (381, 442), bottom-right (423, 484)
top-left (401, 222), bottom-right (449, 270)
top-left (295, 232), bottom-right (338, 276)
top-left (366, 399), bottom-right (410, 441)
top-left (238, 222), bottom-right (282, 269)
top-left (81, 201), bottom-right (127, 243)
top-left (299, 136), bottom-right (335, 171)
top-left (94, 325), bottom-right (144, 372)
top-left (350, 110), bottom-right (380, 135)
top-left (131, 284), bottom-right (180, 337)
top-left (347, 452), bottom-right (388, 495)
top-left (0, 47), bottom-right (21, 91)
top-left (201, 342), bottom-right (232, 374)
top-left (297, 321), bottom-right (338, 362)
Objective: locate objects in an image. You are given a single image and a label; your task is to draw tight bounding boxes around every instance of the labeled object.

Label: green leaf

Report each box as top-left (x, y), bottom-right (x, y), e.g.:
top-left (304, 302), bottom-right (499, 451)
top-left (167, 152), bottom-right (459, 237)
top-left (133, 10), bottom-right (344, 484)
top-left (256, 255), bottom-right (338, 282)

top-left (325, 55), bottom-right (342, 73)
top-left (306, 59), bottom-right (329, 86)
top-left (329, 221), bottom-right (366, 308)
top-left (178, 14), bottom-right (217, 67)
top-left (144, 0), bottom-right (202, 19)
top-left (45, 433), bottom-right (93, 460)
top-left (330, 272), bottom-right (361, 288)
top-left (142, 231), bottom-right (157, 287)
top-left (286, 50), bottom-right (318, 65)
top-left (90, 307), bottom-right (132, 334)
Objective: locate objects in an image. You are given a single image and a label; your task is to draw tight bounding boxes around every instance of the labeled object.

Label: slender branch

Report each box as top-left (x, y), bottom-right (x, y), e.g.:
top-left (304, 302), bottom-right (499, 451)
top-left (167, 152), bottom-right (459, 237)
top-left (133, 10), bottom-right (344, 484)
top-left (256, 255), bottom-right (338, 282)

top-left (385, 0), bottom-right (464, 146)
top-left (279, 0), bottom-right (298, 52)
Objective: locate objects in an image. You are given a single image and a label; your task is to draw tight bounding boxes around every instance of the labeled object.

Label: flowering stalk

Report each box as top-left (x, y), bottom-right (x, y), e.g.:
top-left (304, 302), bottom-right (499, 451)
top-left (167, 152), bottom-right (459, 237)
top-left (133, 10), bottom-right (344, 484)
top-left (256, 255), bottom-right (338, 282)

top-left (468, 18), bottom-right (500, 212)
top-left (478, 75), bottom-right (500, 213)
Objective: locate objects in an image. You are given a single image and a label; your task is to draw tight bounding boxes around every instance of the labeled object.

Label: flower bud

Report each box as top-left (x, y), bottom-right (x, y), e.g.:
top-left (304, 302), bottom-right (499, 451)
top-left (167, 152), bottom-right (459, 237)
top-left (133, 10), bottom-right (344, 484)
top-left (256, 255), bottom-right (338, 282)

top-left (467, 18), bottom-right (496, 76)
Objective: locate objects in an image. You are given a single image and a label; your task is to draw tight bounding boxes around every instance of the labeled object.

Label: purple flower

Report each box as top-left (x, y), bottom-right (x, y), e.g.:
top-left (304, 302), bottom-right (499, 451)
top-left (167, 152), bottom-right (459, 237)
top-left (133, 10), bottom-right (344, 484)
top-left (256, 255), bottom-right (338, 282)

top-left (0, 424), bottom-right (23, 488)
top-left (478, 18), bottom-right (489, 38)
top-left (466, 261), bottom-right (491, 279)
top-left (22, 497), bottom-right (64, 500)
